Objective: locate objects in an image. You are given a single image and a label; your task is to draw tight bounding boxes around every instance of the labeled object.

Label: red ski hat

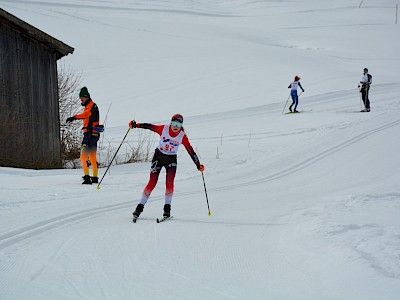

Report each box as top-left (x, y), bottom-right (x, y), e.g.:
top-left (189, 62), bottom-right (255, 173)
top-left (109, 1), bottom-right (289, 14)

top-left (171, 114), bottom-right (183, 123)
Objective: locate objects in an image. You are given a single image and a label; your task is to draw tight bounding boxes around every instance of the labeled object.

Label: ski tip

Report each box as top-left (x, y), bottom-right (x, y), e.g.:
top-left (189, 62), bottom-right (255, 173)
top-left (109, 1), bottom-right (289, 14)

top-left (156, 218), bottom-right (160, 223)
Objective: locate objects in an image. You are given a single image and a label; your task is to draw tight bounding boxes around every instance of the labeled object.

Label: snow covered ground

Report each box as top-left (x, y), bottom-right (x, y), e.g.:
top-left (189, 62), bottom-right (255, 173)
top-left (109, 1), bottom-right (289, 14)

top-left (1, 0), bottom-right (400, 299)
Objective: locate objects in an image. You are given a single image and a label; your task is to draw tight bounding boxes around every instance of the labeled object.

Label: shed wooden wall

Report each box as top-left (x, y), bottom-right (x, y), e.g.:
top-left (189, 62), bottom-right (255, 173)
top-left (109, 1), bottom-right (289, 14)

top-left (0, 22), bottom-right (61, 169)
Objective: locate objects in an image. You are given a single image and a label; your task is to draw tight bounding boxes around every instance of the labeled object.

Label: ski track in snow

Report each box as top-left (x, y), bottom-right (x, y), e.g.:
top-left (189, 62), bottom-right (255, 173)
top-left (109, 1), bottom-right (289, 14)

top-left (225, 117), bottom-right (400, 188)
top-left (0, 0), bottom-right (242, 17)
top-left (0, 87), bottom-right (398, 251)
top-left (0, 85), bottom-right (399, 298)
top-left (0, 201), bottom-right (131, 251)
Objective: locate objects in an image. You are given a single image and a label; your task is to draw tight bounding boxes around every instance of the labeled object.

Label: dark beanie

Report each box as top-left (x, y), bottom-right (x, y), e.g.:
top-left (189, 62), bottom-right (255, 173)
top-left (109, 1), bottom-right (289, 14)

top-left (79, 87), bottom-right (90, 98)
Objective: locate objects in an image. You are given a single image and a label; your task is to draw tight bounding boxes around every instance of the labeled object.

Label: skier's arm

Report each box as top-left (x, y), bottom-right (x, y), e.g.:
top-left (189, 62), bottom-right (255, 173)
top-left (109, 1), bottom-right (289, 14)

top-left (75, 106), bottom-right (91, 119)
top-left (136, 123), bottom-right (164, 135)
top-left (298, 82), bottom-right (305, 92)
top-left (129, 120), bottom-right (163, 135)
top-left (182, 135), bottom-right (201, 169)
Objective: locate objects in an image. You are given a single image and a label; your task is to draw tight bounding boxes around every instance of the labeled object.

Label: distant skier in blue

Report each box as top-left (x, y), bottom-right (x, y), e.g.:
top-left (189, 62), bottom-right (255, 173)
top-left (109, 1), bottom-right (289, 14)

top-left (288, 75), bottom-right (305, 113)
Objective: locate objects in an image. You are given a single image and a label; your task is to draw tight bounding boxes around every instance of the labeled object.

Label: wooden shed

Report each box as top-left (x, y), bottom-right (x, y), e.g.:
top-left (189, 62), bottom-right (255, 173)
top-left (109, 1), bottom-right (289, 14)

top-left (0, 8), bottom-right (74, 169)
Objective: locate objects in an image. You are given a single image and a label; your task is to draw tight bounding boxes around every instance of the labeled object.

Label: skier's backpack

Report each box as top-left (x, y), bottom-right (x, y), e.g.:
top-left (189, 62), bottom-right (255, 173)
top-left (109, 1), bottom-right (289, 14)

top-left (367, 74), bottom-right (372, 84)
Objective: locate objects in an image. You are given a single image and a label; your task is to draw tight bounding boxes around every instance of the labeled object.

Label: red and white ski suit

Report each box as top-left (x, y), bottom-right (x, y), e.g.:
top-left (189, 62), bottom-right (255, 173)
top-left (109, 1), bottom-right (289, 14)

top-left (136, 123), bottom-right (200, 205)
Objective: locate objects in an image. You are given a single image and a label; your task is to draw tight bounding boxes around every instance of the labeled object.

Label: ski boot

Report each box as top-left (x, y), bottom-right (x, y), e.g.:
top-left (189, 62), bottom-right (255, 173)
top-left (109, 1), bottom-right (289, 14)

top-left (91, 176), bottom-right (98, 183)
top-left (163, 204), bottom-right (171, 218)
top-left (132, 204), bottom-right (144, 222)
top-left (82, 175), bottom-right (92, 185)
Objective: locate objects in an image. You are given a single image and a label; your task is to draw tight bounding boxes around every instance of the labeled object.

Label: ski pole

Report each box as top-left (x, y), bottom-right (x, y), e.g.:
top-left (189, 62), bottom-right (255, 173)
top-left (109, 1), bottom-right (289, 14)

top-left (282, 93), bottom-right (291, 114)
top-left (96, 128), bottom-right (131, 190)
top-left (100, 103), bottom-right (112, 148)
top-left (201, 172), bottom-right (212, 216)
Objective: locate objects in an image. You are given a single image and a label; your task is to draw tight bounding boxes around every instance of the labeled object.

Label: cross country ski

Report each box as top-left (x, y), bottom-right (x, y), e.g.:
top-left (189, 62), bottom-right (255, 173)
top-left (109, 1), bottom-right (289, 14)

top-left (156, 216), bottom-right (173, 223)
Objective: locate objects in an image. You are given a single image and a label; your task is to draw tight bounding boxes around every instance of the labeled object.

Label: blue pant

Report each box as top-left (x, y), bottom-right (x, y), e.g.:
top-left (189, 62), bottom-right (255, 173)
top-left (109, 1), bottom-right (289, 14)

top-left (290, 90), bottom-right (298, 110)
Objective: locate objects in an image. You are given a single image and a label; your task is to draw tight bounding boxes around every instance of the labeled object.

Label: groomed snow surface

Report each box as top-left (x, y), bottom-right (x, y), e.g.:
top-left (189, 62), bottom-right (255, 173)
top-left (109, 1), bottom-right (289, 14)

top-left (0, 0), bottom-right (400, 299)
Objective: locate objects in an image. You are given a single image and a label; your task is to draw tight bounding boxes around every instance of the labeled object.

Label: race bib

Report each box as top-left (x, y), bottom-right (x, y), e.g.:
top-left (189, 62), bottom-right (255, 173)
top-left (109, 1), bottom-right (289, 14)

top-left (157, 124), bottom-right (185, 155)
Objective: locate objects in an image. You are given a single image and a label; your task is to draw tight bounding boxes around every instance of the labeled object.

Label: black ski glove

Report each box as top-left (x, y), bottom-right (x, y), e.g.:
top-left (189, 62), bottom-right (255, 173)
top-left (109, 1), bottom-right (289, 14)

top-left (66, 116), bottom-right (76, 123)
top-left (129, 120), bottom-right (137, 128)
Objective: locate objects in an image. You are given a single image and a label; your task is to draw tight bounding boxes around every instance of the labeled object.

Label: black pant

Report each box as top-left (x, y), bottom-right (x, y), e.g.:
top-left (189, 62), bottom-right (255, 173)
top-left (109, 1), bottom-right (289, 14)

top-left (142, 149), bottom-right (177, 203)
top-left (82, 132), bottom-right (99, 150)
top-left (361, 85), bottom-right (370, 109)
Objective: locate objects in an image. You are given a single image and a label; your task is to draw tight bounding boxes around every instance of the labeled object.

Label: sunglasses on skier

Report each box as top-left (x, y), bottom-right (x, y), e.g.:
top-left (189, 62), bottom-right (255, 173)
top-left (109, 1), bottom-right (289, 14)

top-left (171, 121), bottom-right (182, 128)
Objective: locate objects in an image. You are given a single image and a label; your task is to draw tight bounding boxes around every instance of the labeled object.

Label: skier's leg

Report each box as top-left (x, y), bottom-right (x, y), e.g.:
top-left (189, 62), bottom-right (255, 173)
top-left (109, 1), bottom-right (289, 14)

top-left (133, 203), bottom-right (144, 218)
top-left (165, 162), bottom-right (177, 205)
top-left (365, 86), bottom-right (370, 110)
top-left (162, 162), bottom-right (177, 217)
top-left (289, 91), bottom-right (297, 111)
top-left (294, 94), bottom-right (299, 111)
top-left (79, 145), bottom-right (92, 184)
top-left (133, 164), bottom-right (161, 217)
top-left (140, 161), bottom-right (161, 205)
top-left (361, 89), bottom-right (367, 109)
top-left (88, 141), bottom-right (98, 178)
top-left (80, 145), bottom-right (90, 176)
top-left (133, 152), bottom-right (163, 218)
top-left (80, 133), bottom-right (91, 178)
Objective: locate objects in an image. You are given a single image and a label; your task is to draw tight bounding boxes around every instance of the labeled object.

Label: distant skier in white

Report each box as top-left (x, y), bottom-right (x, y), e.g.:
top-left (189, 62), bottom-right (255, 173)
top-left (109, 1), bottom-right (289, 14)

top-left (358, 68), bottom-right (372, 112)
top-left (288, 75), bottom-right (305, 113)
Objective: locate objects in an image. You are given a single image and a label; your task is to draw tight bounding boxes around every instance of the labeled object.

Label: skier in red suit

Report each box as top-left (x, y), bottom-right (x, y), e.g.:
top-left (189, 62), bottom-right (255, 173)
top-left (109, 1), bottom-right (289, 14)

top-left (129, 114), bottom-right (204, 220)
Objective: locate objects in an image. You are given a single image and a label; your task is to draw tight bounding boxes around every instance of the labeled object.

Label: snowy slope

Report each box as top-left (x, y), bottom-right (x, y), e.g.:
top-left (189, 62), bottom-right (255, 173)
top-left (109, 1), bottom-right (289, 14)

top-left (1, 1), bottom-right (400, 299)
top-left (1, 0), bottom-right (399, 125)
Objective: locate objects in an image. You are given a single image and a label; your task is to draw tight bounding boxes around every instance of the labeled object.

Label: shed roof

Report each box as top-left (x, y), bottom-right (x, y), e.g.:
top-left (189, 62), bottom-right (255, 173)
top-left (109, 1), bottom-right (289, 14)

top-left (0, 8), bottom-right (74, 59)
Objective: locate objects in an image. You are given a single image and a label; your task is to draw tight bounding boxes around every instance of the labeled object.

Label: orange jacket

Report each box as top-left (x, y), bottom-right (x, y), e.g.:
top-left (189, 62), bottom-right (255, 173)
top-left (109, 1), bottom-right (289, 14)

top-left (74, 99), bottom-right (100, 133)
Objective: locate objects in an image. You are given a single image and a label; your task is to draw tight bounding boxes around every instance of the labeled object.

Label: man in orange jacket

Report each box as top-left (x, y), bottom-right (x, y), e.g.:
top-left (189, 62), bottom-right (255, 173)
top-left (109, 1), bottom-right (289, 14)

top-left (66, 87), bottom-right (100, 184)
